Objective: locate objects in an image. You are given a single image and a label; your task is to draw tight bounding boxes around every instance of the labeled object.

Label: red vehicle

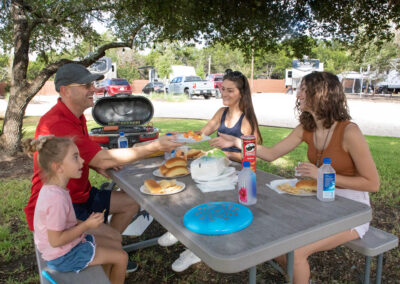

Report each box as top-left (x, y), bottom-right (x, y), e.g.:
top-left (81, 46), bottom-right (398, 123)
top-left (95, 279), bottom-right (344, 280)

top-left (206, 73), bottom-right (224, 98)
top-left (94, 78), bottom-right (132, 98)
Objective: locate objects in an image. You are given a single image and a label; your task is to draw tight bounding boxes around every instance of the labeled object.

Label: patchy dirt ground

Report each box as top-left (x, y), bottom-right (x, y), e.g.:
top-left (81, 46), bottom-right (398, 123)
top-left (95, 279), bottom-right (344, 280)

top-left (1, 154), bottom-right (399, 284)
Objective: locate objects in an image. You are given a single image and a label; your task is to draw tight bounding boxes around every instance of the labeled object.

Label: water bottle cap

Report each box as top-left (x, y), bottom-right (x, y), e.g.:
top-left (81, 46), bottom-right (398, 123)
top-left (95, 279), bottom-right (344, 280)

top-left (119, 132), bottom-right (125, 136)
top-left (171, 149), bottom-right (175, 154)
top-left (323, 157), bottom-right (331, 164)
top-left (166, 132), bottom-right (172, 136)
top-left (243, 161), bottom-right (251, 168)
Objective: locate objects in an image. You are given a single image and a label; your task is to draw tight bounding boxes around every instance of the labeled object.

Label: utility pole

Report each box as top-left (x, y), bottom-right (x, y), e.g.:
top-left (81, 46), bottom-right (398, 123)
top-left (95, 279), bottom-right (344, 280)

top-left (208, 56), bottom-right (211, 76)
top-left (251, 49), bottom-right (254, 92)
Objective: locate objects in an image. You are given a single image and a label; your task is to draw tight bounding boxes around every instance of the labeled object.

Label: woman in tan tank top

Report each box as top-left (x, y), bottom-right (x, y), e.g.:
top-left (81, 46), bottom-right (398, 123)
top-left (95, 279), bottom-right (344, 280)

top-left (211, 71), bottom-right (380, 284)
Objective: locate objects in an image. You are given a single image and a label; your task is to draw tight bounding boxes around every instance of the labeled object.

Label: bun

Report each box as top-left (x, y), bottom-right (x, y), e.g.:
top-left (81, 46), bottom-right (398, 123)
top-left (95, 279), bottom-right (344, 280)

top-left (164, 166), bottom-right (190, 177)
top-left (187, 149), bottom-right (201, 159)
top-left (296, 180), bottom-right (317, 191)
top-left (159, 164), bottom-right (169, 175)
top-left (165, 157), bottom-right (187, 168)
top-left (144, 179), bottom-right (162, 194)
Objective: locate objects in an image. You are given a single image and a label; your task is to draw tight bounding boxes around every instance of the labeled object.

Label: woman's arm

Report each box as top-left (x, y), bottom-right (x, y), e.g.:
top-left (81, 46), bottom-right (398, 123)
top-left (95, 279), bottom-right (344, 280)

top-left (337, 123), bottom-right (380, 192)
top-left (257, 125), bottom-right (304, 161)
top-left (200, 107), bottom-right (225, 136)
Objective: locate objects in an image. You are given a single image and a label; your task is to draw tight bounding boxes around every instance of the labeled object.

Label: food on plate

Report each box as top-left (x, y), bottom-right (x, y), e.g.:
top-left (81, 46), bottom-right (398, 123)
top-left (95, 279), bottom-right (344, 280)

top-left (144, 179), bottom-right (162, 194)
top-left (159, 164), bottom-right (169, 176)
top-left (144, 179), bottom-right (183, 194)
top-left (187, 149), bottom-right (205, 159)
top-left (277, 180), bottom-right (317, 194)
top-left (164, 166), bottom-right (190, 177)
top-left (159, 157), bottom-right (189, 177)
top-left (165, 157), bottom-right (187, 168)
top-left (183, 130), bottom-right (203, 141)
top-left (295, 179), bottom-right (317, 192)
top-left (277, 182), bottom-right (299, 194)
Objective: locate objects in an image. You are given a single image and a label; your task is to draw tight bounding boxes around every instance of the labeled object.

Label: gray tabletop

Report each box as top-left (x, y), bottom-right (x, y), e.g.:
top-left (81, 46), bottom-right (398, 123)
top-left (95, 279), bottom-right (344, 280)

top-left (109, 157), bottom-right (372, 273)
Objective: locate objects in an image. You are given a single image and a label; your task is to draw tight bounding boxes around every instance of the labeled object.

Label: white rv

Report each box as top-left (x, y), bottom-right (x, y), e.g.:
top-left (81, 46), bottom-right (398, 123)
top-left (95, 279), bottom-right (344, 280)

top-left (285, 59), bottom-right (324, 92)
top-left (88, 57), bottom-right (117, 79)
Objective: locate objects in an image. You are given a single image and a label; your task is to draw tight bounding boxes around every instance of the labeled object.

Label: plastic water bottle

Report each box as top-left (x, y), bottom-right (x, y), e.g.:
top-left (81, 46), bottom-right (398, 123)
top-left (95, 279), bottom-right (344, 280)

top-left (317, 157), bottom-right (335, 202)
top-left (164, 133), bottom-right (176, 160)
top-left (238, 161), bottom-right (257, 205)
top-left (117, 132), bottom-right (128, 148)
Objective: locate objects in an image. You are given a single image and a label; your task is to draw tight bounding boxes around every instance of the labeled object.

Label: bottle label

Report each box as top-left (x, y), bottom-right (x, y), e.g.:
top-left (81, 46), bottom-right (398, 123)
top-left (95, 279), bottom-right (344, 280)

top-left (239, 186), bottom-right (248, 203)
top-left (119, 140), bottom-right (128, 148)
top-left (323, 173), bottom-right (335, 199)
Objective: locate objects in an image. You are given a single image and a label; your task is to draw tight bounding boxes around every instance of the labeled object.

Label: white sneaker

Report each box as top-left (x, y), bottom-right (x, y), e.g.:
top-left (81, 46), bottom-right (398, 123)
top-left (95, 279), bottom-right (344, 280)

top-left (158, 232), bottom-right (178, 247)
top-left (171, 249), bottom-right (201, 272)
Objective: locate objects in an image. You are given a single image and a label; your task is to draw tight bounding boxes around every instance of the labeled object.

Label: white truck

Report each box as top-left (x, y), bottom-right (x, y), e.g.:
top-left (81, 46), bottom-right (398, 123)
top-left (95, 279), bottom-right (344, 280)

top-left (166, 75), bottom-right (217, 99)
top-left (376, 69), bottom-right (400, 94)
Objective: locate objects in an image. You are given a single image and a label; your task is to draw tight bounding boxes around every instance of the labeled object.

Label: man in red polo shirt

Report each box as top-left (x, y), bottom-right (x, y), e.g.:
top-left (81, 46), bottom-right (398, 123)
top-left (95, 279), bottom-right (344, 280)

top-left (25, 64), bottom-right (183, 270)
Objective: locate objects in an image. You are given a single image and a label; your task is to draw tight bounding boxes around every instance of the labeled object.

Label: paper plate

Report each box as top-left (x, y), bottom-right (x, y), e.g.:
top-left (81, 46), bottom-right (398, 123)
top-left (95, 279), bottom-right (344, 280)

top-left (183, 202), bottom-right (253, 235)
top-left (266, 179), bottom-right (316, 196)
top-left (140, 181), bottom-right (185, 196)
top-left (175, 134), bottom-right (211, 143)
top-left (153, 168), bottom-right (190, 178)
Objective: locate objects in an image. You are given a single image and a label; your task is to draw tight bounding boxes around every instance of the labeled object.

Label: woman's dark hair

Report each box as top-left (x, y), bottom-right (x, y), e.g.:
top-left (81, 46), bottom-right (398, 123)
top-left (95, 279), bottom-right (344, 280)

top-left (223, 71), bottom-right (263, 144)
top-left (296, 71), bottom-right (351, 131)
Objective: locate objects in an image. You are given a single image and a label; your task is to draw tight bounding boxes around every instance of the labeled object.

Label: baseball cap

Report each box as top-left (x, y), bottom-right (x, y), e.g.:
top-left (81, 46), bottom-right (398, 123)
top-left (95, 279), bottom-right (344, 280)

top-left (54, 63), bottom-right (104, 92)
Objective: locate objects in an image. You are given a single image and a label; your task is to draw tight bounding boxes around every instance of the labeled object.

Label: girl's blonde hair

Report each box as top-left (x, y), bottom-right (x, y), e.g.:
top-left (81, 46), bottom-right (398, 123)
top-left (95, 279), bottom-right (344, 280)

top-left (22, 135), bottom-right (74, 179)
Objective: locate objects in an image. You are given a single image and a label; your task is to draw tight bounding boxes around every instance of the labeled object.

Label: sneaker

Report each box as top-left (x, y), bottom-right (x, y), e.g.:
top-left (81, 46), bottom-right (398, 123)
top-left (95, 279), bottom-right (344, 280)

top-left (171, 249), bottom-right (201, 272)
top-left (158, 232), bottom-right (178, 247)
top-left (126, 260), bottom-right (138, 273)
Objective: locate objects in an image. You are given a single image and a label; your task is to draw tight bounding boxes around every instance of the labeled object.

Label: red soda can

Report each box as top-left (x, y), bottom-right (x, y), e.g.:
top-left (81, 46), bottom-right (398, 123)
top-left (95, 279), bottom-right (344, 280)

top-left (241, 135), bottom-right (256, 173)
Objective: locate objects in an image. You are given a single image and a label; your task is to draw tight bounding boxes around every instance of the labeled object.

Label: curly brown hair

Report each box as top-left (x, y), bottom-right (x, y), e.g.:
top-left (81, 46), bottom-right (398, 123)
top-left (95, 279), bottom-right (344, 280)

top-left (295, 71), bottom-right (351, 131)
top-left (223, 71), bottom-right (263, 144)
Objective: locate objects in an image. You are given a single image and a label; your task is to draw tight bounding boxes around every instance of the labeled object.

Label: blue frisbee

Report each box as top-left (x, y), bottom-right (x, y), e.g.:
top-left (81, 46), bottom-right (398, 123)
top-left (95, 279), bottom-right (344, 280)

top-left (183, 201), bottom-right (253, 235)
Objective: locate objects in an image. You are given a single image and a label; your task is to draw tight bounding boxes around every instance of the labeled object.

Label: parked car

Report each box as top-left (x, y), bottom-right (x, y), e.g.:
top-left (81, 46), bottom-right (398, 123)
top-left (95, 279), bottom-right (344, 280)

top-left (142, 82), bottom-right (165, 94)
top-left (206, 73), bottom-right (223, 98)
top-left (94, 78), bottom-right (132, 99)
top-left (166, 76), bottom-right (217, 99)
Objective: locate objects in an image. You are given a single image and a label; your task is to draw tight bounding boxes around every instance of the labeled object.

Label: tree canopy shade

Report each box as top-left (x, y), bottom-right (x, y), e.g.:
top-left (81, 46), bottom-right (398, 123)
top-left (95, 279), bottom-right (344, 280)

top-left (0, 0), bottom-right (399, 155)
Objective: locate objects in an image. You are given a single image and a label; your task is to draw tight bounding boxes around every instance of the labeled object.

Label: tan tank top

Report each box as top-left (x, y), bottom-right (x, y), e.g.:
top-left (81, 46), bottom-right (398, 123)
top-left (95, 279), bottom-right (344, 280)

top-left (302, 120), bottom-right (356, 177)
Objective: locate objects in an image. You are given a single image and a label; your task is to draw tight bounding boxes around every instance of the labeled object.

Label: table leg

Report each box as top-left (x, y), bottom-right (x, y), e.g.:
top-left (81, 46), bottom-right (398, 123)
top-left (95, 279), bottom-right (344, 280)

top-left (287, 251), bottom-right (294, 284)
top-left (249, 266), bottom-right (256, 284)
top-left (123, 237), bottom-right (159, 253)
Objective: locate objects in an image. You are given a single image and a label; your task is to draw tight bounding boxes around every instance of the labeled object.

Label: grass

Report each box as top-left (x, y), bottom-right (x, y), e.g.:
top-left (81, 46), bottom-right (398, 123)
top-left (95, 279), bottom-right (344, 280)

top-left (1, 116), bottom-right (399, 283)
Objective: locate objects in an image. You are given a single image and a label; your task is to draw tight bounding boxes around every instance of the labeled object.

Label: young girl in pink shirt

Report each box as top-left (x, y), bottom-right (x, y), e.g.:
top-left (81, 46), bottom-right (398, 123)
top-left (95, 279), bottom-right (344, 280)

top-left (24, 135), bottom-right (128, 284)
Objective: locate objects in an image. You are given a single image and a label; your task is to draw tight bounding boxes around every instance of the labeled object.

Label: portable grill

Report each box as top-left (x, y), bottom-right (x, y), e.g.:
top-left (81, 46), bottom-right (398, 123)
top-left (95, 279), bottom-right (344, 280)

top-left (89, 94), bottom-right (159, 148)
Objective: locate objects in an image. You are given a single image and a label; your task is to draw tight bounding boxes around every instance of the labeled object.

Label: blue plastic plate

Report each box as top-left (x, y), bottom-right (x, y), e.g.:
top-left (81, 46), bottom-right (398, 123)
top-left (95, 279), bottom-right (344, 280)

top-left (183, 202), bottom-right (253, 235)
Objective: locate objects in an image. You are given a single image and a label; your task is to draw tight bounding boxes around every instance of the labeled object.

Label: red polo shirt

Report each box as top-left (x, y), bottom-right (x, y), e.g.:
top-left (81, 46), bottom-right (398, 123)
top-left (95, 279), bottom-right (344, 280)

top-left (25, 98), bottom-right (102, 231)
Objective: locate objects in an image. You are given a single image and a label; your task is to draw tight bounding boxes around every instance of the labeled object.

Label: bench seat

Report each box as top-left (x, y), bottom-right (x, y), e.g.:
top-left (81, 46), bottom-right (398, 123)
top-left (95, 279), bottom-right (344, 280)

top-left (35, 246), bottom-right (110, 284)
top-left (343, 226), bottom-right (398, 284)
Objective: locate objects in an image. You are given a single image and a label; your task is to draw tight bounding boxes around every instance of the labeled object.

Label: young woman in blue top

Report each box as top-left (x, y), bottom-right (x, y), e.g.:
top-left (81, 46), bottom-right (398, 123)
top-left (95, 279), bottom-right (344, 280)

top-left (159, 70), bottom-right (264, 272)
top-left (201, 70), bottom-right (263, 161)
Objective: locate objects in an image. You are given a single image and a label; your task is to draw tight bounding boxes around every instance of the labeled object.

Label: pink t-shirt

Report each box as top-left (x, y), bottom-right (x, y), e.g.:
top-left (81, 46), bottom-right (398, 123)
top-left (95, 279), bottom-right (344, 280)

top-left (34, 184), bottom-right (85, 261)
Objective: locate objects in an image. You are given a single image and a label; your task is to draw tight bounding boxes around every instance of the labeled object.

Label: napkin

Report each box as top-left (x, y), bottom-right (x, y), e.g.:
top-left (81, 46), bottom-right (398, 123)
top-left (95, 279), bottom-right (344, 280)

top-left (194, 171), bottom-right (238, 193)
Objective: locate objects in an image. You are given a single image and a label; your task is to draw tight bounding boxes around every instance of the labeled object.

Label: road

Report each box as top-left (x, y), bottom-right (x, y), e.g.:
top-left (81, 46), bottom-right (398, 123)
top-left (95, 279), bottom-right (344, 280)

top-left (0, 93), bottom-right (399, 137)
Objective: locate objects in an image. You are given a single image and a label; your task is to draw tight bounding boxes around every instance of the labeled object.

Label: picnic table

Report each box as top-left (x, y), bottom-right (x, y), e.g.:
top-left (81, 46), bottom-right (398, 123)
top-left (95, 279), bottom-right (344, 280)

top-left (109, 157), bottom-right (372, 283)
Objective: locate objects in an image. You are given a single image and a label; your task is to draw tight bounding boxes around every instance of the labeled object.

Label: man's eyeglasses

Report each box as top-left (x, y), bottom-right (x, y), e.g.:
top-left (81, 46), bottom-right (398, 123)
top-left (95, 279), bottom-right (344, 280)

top-left (67, 82), bottom-right (95, 89)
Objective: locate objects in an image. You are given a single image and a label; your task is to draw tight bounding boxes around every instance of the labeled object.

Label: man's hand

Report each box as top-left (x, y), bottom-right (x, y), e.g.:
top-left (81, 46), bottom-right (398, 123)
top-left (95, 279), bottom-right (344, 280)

top-left (153, 134), bottom-right (185, 152)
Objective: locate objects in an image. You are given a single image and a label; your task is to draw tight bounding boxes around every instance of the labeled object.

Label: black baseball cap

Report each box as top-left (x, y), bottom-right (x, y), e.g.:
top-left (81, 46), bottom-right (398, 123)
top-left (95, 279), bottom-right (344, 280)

top-left (54, 63), bottom-right (104, 92)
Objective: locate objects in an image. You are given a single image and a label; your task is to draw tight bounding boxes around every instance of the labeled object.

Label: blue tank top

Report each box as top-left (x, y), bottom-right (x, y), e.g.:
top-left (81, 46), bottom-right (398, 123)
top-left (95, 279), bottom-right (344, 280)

top-left (217, 108), bottom-right (244, 153)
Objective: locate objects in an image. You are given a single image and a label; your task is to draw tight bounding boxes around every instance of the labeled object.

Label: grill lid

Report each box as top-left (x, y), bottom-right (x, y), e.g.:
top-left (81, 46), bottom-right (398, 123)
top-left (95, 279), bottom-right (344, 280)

top-left (92, 95), bottom-right (154, 126)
